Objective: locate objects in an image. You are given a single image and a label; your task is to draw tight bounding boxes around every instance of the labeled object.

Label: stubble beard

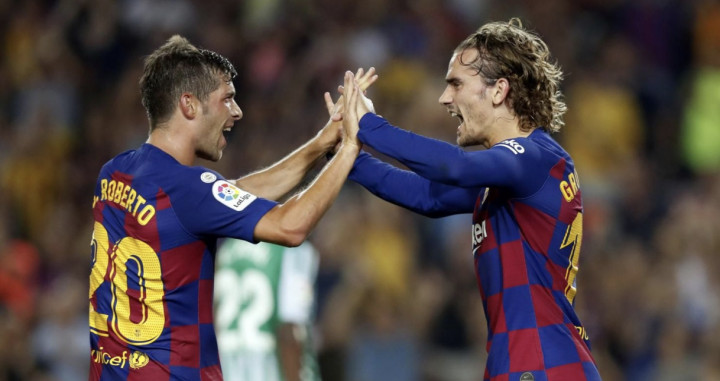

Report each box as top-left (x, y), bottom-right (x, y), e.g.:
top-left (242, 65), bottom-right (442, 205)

top-left (457, 125), bottom-right (480, 147)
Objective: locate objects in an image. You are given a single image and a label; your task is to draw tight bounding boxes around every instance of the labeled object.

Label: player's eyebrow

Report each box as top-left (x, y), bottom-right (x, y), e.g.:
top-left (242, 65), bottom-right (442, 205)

top-left (446, 77), bottom-right (461, 86)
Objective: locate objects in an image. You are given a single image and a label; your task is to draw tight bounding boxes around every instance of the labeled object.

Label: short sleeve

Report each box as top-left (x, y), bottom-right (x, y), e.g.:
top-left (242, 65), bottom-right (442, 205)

top-left (170, 168), bottom-right (278, 242)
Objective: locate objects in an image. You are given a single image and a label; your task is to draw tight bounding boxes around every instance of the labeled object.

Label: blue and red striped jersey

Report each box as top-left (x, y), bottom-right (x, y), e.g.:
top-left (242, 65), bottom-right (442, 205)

top-left (88, 143), bottom-right (276, 381)
top-left (349, 114), bottom-right (601, 381)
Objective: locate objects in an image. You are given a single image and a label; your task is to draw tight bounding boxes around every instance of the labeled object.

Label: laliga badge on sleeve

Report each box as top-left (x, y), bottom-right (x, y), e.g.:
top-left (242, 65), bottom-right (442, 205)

top-left (200, 171), bottom-right (217, 183)
top-left (212, 180), bottom-right (257, 211)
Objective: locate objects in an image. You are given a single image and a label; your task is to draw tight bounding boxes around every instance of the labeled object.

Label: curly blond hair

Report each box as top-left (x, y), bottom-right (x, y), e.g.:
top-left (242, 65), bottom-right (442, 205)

top-left (455, 18), bottom-right (566, 133)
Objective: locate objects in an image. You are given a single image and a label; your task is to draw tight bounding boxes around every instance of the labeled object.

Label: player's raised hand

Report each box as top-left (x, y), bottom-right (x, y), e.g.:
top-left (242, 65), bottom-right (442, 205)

top-left (341, 71), bottom-right (361, 148)
top-left (329, 67), bottom-right (378, 122)
top-left (320, 68), bottom-right (376, 154)
top-left (354, 79), bottom-right (375, 118)
top-left (337, 70), bottom-right (375, 119)
top-left (338, 67), bottom-right (378, 100)
top-left (315, 91), bottom-right (343, 154)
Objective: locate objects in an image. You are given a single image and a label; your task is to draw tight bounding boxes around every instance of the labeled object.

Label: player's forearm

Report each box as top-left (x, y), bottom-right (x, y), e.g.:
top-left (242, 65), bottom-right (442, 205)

top-left (350, 151), bottom-right (477, 217)
top-left (357, 114), bottom-right (472, 186)
top-left (253, 142), bottom-right (359, 246)
top-left (235, 126), bottom-right (337, 201)
top-left (350, 152), bottom-right (437, 215)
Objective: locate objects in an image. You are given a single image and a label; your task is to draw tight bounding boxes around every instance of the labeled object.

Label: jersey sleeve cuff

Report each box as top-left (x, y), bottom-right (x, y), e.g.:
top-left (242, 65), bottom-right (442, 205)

top-left (359, 113), bottom-right (386, 130)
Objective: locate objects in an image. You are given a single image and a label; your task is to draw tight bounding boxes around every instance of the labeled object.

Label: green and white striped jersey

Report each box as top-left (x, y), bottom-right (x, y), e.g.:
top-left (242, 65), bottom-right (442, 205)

top-left (214, 240), bottom-right (321, 381)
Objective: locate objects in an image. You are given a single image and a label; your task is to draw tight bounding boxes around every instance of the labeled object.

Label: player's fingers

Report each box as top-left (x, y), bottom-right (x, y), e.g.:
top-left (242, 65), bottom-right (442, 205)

top-left (361, 75), bottom-right (378, 94)
top-left (344, 71), bottom-right (355, 95)
top-left (335, 97), bottom-right (344, 113)
top-left (324, 92), bottom-right (335, 115)
top-left (358, 73), bottom-right (377, 93)
top-left (358, 67), bottom-right (374, 83)
top-left (343, 72), bottom-right (356, 120)
top-left (354, 80), bottom-right (363, 115)
top-left (342, 72), bottom-right (352, 107)
top-left (357, 67), bottom-right (376, 90)
top-left (347, 78), bottom-right (359, 120)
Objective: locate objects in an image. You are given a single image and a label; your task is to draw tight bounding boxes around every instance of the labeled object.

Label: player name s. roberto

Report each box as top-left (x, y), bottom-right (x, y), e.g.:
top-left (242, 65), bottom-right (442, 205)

top-left (94, 178), bottom-right (156, 226)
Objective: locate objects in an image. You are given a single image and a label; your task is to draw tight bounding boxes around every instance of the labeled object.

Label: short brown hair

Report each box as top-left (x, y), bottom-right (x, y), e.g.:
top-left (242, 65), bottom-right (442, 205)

top-left (455, 18), bottom-right (566, 132)
top-left (139, 35), bottom-right (237, 130)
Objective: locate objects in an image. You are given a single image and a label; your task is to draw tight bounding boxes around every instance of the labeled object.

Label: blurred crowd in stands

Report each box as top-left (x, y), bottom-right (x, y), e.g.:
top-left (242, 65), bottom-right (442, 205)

top-left (1, 0), bottom-right (719, 380)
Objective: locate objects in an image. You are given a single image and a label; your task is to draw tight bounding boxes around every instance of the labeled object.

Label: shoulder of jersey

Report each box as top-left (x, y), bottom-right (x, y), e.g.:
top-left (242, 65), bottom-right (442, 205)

top-left (103, 148), bottom-right (139, 171)
top-left (196, 169), bottom-right (220, 184)
top-left (197, 171), bottom-right (258, 212)
top-left (495, 138), bottom-right (528, 155)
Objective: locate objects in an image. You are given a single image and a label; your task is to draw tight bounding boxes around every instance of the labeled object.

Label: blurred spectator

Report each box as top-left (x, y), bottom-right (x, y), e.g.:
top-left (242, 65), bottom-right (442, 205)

top-left (0, 206), bottom-right (40, 321)
top-left (31, 275), bottom-right (88, 381)
top-left (681, 0), bottom-right (720, 175)
top-left (682, 66), bottom-right (720, 175)
top-left (562, 34), bottom-right (645, 199)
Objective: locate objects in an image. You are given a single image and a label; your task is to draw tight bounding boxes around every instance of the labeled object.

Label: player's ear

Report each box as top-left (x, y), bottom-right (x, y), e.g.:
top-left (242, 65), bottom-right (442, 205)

top-left (492, 78), bottom-right (510, 106)
top-left (179, 93), bottom-right (198, 119)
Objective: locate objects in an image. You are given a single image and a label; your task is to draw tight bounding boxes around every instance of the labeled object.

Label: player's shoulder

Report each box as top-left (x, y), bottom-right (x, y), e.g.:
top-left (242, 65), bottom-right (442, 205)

top-left (490, 133), bottom-right (544, 161)
top-left (183, 165), bottom-right (225, 183)
top-left (493, 137), bottom-right (533, 156)
top-left (101, 144), bottom-right (183, 177)
top-left (495, 128), bottom-right (568, 159)
top-left (100, 147), bottom-right (137, 173)
top-left (164, 166), bottom-right (229, 199)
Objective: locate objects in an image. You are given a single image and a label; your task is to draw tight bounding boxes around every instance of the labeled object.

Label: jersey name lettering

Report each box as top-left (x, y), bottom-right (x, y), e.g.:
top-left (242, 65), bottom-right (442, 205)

top-left (95, 178), bottom-right (156, 226)
top-left (559, 171), bottom-right (580, 202)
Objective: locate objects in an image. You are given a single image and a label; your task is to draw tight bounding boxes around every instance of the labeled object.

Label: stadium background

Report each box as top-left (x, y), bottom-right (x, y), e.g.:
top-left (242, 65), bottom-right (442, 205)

top-left (1, 0), bottom-right (719, 380)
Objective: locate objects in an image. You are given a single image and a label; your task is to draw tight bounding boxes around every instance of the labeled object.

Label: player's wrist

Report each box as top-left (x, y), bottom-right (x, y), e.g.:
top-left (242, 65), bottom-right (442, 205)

top-left (339, 138), bottom-right (362, 154)
top-left (316, 122), bottom-right (341, 152)
top-left (358, 111), bottom-right (370, 124)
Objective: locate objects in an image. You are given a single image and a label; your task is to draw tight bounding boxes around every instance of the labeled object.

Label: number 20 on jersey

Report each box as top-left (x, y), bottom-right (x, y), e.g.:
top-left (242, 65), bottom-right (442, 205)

top-left (89, 222), bottom-right (165, 345)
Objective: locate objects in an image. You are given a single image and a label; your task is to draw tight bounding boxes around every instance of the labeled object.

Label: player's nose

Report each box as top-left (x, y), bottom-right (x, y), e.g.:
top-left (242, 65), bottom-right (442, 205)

top-left (438, 86), bottom-right (452, 105)
top-left (231, 100), bottom-right (242, 120)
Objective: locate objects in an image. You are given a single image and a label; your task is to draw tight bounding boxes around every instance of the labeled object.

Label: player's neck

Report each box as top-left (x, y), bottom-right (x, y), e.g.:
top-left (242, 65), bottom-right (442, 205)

top-left (486, 112), bottom-right (531, 148)
top-left (147, 125), bottom-right (196, 166)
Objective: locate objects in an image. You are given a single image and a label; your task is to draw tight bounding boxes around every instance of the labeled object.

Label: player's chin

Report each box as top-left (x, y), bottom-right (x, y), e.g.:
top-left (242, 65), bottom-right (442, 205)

top-left (457, 135), bottom-right (469, 147)
top-left (457, 130), bottom-right (482, 147)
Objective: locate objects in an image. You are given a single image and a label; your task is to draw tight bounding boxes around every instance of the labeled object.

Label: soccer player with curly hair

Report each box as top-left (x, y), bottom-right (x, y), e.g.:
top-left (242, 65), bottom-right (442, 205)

top-left (344, 19), bottom-right (602, 381)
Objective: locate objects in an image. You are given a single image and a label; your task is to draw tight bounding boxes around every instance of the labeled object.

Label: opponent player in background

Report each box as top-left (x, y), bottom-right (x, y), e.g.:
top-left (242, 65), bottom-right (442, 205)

top-left (214, 240), bottom-right (321, 381)
top-left (341, 19), bottom-right (602, 381)
top-left (88, 36), bottom-right (372, 380)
